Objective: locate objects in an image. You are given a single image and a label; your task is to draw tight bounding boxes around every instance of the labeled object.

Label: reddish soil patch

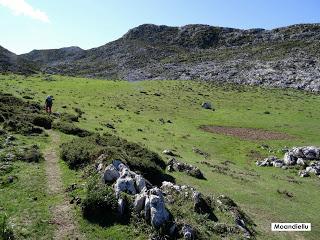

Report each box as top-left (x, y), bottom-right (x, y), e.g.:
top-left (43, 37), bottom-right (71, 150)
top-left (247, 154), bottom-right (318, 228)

top-left (201, 125), bottom-right (293, 141)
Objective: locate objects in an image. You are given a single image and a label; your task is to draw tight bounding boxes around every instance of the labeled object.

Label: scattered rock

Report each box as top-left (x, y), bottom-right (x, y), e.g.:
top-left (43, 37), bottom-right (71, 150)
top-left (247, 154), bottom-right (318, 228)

top-left (167, 158), bottom-right (205, 179)
top-left (118, 198), bottom-right (125, 216)
top-left (193, 191), bottom-right (217, 221)
top-left (258, 146), bottom-right (320, 178)
top-left (201, 102), bottom-right (214, 110)
top-left (105, 123), bottom-right (115, 129)
top-left (256, 156), bottom-right (279, 167)
top-left (162, 149), bottom-right (176, 156)
top-left (192, 147), bottom-right (210, 158)
top-left (182, 224), bottom-right (195, 240)
top-left (7, 175), bottom-right (14, 183)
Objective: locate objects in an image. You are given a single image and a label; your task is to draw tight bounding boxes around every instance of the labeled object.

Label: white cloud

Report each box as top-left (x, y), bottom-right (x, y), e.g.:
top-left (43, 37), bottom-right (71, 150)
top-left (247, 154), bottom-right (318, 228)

top-left (0, 0), bottom-right (49, 23)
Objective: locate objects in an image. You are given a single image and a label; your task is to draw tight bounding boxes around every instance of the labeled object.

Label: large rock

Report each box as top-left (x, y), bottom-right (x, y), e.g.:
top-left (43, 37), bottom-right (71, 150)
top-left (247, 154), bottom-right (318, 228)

top-left (299, 170), bottom-right (310, 177)
top-left (290, 146), bottom-right (320, 160)
top-left (193, 191), bottom-right (211, 214)
top-left (291, 147), bottom-right (304, 158)
top-left (114, 176), bottom-right (137, 196)
top-left (134, 191), bottom-right (147, 213)
top-left (135, 174), bottom-right (146, 193)
top-left (283, 152), bottom-right (297, 165)
top-left (103, 164), bottom-right (120, 182)
top-left (306, 166), bottom-right (320, 175)
top-left (149, 194), bottom-right (170, 228)
top-left (112, 159), bottom-right (124, 170)
top-left (201, 102), bottom-right (213, 110)
top-left (296, 158), bottom-right (308, 166)
top-left (302, 146), bottom-right (320, 160)
top-left (144, 187), bottom-right (170, 229)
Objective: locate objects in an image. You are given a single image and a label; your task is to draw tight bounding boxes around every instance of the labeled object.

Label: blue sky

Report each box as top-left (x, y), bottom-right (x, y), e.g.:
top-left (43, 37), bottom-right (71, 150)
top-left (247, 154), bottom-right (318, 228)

top-left (0, 0), bottom-right (319, 54)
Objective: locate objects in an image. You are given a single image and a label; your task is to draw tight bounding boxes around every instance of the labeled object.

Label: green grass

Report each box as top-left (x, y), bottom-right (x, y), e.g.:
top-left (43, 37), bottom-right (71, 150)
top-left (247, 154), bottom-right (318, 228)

top-left (0, 133), bottom-right (55, 239)
top-left (1, 73), bottom-right (320, 239)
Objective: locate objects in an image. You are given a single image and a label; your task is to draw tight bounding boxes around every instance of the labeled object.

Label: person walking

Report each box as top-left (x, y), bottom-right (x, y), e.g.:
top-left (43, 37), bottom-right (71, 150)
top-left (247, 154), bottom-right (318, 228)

top-left (45, 95), bottom-right (53, 113)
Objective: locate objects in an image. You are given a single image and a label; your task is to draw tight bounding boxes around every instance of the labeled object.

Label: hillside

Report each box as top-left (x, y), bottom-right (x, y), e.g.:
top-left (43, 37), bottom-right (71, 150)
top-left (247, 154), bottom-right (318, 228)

top-left (21, 46), bottom-right (85, 67)
top-left (0, 46), bottom-right (36, 74)
top-left (1, 74), bottom-right (320, 239)
top-left (1, 23), bottom-right (320, 91)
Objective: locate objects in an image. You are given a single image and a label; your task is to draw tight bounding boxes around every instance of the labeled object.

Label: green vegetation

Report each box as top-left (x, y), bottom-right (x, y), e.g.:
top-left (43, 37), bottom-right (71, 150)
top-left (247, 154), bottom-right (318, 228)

top-left (0, 73), bottom-right (320, 239)
top-left (82, 176), bottom-right (119, 225)
top-left (0, 92), bottom-right (52, 135)
top-left (60, 133), bottom-right (167, 184)
top-left (52, 120), bottom-right (91, 137)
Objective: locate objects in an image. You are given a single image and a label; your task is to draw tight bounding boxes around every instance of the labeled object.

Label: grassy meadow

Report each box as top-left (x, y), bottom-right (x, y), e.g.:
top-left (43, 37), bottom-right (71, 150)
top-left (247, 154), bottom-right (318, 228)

top-left (0, 74), bottom-right (320, 239)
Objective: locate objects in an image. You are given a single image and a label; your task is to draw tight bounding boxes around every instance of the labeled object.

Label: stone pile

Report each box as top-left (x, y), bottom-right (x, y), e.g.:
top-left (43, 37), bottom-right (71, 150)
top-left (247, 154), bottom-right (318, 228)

top-left (101, 160), bottom-right (196, 238)
top-left (256, 146), bottom-right (320, 177)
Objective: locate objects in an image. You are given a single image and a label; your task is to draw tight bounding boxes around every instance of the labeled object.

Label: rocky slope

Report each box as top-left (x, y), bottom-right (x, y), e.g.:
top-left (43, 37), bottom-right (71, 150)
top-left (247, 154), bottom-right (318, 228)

top-left (20, 46), bottom-right (85, 67)
top-left (0, 46), bottom-right (36, 74)
top-left (2, 23), bottom-right (320, 91)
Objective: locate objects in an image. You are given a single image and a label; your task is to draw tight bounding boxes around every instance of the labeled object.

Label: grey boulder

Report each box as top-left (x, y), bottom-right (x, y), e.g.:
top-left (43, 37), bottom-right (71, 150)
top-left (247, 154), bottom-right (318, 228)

top-left (103, 164), bottom-right (120, 182)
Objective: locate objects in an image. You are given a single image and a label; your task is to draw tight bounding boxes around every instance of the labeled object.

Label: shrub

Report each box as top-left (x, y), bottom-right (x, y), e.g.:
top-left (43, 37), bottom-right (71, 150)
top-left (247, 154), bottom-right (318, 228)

top-left (60, 112), bottom-right (79, 122)
top-left (82, 176), bottom-right (118, 226)
top-left (53, 121), bottom-right (91, 137)
top-left (73, 107), bottom-right (84, 117)
top-left (31, 114), bottom-right (52, 129)
top-left (0, 213), bottom-right (14, 240)
top-left (60, 133), bottom-right (169, 185)
top-left (15, 145), bottom-right (43, 162)
top-left (3, 119), bottom-right (43, 135)
top-left (0, 92), bottom-right (47, 135)
top-left (60, 135), bottom-right (104, 169)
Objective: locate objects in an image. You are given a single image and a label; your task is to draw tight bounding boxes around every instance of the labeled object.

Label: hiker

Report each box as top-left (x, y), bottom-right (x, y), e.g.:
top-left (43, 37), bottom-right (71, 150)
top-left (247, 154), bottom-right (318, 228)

top-left (45, 95), bottom-right (53, 113)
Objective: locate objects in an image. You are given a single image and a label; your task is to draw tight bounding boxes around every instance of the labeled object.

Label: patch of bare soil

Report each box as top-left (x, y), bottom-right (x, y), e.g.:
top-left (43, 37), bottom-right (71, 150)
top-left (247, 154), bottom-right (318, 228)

top-left (201, 125), bottom-right (293, 141)
top-left (44, 130), bottom-right (83, 240)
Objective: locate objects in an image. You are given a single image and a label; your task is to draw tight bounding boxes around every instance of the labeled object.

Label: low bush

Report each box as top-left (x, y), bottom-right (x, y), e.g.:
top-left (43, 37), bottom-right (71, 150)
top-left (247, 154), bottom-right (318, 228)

top-left (53, 121), bottom-right (91, 137)
top-left (60, 133), bottom-right (169, 185)
top-left (31, 115), bottom-right (52, 129)
top-left (60, 112), bottom-right (79, 122)
top-left (0, 92), bottom-right (50, 135)
top-left (61, 135), bottom-right (104, 169)
top-left (3, 119), bottom-right (43, 135)
top-left (82, 176), bottom-right (118, 226)
top-left (15, 145), bottom-right (43, 162)
top-left (0, 213), bottom-right (14, 240)
top-left (73, 107), bottom-right (84, 117)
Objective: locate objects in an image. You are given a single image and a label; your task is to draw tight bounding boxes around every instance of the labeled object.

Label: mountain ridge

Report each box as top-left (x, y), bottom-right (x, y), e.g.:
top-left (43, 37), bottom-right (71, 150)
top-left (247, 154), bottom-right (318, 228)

top-left (1, 23), bottom-right (320, 91)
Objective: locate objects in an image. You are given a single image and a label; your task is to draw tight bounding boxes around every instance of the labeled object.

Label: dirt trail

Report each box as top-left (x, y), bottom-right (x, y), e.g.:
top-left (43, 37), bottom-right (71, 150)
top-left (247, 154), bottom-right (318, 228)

top-left (44, 130), bottom-right (83, 240)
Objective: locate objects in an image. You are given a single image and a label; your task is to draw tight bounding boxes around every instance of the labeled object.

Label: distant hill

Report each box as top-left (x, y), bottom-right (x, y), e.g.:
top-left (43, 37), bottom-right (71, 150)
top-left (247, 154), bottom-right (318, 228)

top-left (0, 46), bottom-right (36, 74)
top-left (20, 46), bottom-right (85, 66)
top-left (1, 23), bottom-right (320, 91)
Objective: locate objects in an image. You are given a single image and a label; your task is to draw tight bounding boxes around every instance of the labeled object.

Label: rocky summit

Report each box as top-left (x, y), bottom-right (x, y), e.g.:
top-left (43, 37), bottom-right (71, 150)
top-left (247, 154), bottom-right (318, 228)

top-left (2, 23), bottom-right (320, 91)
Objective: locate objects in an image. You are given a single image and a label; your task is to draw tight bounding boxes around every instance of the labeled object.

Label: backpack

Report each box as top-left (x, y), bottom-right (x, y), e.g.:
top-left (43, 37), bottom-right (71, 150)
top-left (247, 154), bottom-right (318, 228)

top-left (46, 96), bottom-right (53, 104)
